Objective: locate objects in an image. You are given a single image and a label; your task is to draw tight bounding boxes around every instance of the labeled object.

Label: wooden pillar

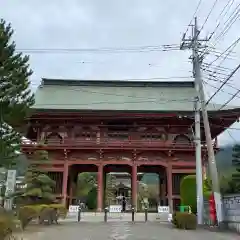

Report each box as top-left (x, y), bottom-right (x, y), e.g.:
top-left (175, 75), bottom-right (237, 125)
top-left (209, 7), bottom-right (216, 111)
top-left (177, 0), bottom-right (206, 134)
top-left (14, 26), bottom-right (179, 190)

top-left (69, 177), bottom-right (74, 205)
top-left (131, 164), bottom-right (137, 211)
top-left (97, 165), bottom-right (103, 212)
top-left (167, 164), bottom-right (173, 213)
top-left (103, 172), bottom-right (107, 207)
top-left (62, 162), bottom-right (69, 205)
top-left (159, 174), bottom-right (166, 206)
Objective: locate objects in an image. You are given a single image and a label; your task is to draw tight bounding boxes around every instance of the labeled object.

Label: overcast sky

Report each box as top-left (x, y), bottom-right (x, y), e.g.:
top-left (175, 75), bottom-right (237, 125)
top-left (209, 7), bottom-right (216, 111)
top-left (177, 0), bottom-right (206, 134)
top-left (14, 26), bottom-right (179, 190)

top-left (1, 0), bottom-right (240, 146)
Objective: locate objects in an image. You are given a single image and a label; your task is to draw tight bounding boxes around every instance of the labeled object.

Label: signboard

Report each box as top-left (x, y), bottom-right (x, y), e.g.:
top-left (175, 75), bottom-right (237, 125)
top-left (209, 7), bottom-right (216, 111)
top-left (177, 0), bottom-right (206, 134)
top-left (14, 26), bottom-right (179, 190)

top-left (109, 205), bottom-right (122, 213)
top-left (69, 205), bottom-right (80, 213)
top-left (158, 206), bottom-right (169, 213)
top-left (4, 170), bottom-right (16, 210)
top-left (168, 213), bottom-right (173, 222)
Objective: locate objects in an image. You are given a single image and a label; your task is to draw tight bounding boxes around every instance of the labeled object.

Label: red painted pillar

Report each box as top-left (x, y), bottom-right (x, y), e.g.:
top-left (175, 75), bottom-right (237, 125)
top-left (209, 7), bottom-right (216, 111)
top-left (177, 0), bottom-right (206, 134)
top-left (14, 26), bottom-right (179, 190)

top-left (97, 165), bottom-right (103, 212)
top-left (131, 165), bottom-right (137, 210)
top-left (62, 162), bottom-right (69, 205)
top-left (159, 174), bottom-right (166, 206)
top-left (167, 164), bottom-right (173, 213)
top-left (69, 179), bottom-right (73, 205)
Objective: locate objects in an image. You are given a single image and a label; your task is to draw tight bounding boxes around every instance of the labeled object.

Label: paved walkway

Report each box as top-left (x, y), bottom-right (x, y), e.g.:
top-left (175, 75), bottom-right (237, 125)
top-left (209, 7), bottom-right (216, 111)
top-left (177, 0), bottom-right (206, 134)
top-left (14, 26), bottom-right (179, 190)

top-left (20, 222), bottom-right (238, 240)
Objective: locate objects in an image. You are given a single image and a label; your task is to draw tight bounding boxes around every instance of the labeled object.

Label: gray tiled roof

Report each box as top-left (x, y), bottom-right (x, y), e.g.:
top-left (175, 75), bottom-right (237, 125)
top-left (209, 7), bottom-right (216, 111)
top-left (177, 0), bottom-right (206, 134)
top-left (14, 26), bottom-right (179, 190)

top-left (32, 79), bottom-right (239, 112)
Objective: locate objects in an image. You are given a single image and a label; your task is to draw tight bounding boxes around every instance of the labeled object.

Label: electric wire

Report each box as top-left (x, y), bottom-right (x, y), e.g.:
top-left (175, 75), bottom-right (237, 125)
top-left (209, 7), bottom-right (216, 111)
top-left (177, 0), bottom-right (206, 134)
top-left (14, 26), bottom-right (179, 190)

top-left (203, 80), bottom-right (239, 144)
top-left (16, 44), bottom-right (181, 54)
top-left (183, 0), bottom-right (203, 36)
top-left (206, 63), bottom-right (240, 105)
top-left (198, 0), bottom-right (220, 34)
top-left (202, 36), bottom-right (240, 69)
top-left (213, 3), bottom-right (240, 44)
top-left (208, 0), bottom-right (236, 41)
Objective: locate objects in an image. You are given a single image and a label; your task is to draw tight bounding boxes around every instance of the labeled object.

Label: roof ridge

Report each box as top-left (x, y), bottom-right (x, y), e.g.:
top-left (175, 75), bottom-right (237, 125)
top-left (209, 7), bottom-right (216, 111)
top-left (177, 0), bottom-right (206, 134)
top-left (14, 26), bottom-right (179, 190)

top-left (41, 78), bottom-right (195, 88)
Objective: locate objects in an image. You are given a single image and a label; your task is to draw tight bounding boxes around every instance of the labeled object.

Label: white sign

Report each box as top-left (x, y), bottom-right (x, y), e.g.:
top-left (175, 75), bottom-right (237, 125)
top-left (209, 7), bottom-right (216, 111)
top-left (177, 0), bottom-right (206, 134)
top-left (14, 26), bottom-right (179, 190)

top-left (168, 213), bottom-right (173, 222)
top-left (158, 206), bottom-right (169, 213)
top-left (69, 205), bottom-right (79, 213)
top-left (109, 205), bottom-right (122, 213)
top-left (4, 170), bottom-right (16, 210)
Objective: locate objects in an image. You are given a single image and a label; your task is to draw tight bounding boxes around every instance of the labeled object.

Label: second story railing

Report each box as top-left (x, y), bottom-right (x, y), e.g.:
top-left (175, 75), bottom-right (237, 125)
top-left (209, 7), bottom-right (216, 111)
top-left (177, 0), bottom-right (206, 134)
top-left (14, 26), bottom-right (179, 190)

top-left (21, 137), bottom-right (216, 149)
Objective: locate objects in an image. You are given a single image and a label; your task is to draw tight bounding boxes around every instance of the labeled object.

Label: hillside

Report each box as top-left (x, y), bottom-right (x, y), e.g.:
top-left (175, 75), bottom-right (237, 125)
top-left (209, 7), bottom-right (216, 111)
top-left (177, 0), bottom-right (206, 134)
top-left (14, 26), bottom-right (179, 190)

top-left (142, 144), bottom-right (235, 184)
top-left (215, 144), bottom-right (234, 173)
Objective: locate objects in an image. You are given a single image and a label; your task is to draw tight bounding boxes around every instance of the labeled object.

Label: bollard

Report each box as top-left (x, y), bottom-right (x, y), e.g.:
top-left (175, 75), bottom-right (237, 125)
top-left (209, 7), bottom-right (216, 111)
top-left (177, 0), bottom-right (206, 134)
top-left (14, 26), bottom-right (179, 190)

top-left (131, 207), bottom-right (135, 222)
top-left (144, 207), bottom-right (148, 222)
top-left (78, 207), bottom-right (81, 222)
top-left (104, 207), bottom-right (108, 222)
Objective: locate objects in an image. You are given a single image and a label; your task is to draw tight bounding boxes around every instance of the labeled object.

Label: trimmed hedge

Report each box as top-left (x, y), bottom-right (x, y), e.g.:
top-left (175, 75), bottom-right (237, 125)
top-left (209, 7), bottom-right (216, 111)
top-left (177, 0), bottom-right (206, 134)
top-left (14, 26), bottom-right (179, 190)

top-left (180, 175), bottom-right (210, 214)
top-left (17, 204), bottom-right (67, 229)
top-left (172, 212), bottom-right (197, 230)
top-left (0, 209), bottom-right (15, 240)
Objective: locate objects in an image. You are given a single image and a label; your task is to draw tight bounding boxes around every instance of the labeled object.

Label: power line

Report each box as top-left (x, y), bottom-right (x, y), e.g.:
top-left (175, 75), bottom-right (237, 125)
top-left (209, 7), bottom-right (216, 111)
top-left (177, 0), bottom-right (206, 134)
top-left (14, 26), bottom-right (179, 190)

top-left (183, 0), bottom-right (203, 36)
top-left (201, 36), bottom-right (240, 65)
top-left (219, 89), bottom-right (240, 110)
top-left (208, 0), bottom-right (236, 41)
top-left (206, 63), bottom-right (240, 105)
top-left (16, 44), bottom-right (181, 54)
top-left (198, 0), bottom-right (220, 33)
top-left (204, 78), bottom-right (240, 96)
top-left (213, 3), bottom-right (240, 44)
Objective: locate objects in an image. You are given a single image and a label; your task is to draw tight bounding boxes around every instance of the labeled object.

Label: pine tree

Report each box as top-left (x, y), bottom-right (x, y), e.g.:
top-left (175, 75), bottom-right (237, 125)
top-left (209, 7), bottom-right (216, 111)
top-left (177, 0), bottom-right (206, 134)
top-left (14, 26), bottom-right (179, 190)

top-left (12, 150), bottom-right (56, 204)
top-left (232, 144), bottom-right (240, 192)
top-left (0, 19), bottom-right (34, 168)
top-left (105, 174), bottom-right (116, 205)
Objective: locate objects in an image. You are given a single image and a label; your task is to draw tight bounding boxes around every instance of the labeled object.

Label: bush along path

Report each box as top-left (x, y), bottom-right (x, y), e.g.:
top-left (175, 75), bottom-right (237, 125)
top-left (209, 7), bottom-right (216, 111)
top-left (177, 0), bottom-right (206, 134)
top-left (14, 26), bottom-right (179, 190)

top-left (0, 204), bottom-right (67, 239)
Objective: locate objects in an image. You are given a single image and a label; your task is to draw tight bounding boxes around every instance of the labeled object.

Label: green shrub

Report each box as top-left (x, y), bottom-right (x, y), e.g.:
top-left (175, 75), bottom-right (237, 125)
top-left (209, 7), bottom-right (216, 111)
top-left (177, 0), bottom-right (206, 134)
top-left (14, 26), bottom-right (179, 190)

top-left (86, 187), bottom-right (97, 210)
top-left (180, 175), bottom-right (211, 214)
top-left (18, 206), bottom-right (38, 229)
top-left (17, 204), bottom-right (67, 228)
top-left (0, 211), bottom-right (15, 239)
top-left (180, 175), bottom-right (197, 213)
top-left (39, 208), bottom-right (55, 225)
top-left (48, 204), bottom-right (67, 218)
top-left (173, 212), bottom-right (197, 230)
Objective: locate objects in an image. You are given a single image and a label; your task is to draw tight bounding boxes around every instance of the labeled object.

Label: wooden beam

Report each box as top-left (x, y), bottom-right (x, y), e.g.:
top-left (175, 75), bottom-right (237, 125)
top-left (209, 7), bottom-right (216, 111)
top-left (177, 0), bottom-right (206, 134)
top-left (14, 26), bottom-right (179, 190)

top-left (172, 169), bottom-right (195, 174)
top-left (41, 167), bottom-right (64, 172)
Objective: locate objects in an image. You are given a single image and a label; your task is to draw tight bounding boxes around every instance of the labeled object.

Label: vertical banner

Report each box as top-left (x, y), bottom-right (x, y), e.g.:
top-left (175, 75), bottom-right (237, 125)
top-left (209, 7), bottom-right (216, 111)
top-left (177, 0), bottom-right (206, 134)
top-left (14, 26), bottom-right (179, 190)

top-left (4, 170), bottom-right (17, 210)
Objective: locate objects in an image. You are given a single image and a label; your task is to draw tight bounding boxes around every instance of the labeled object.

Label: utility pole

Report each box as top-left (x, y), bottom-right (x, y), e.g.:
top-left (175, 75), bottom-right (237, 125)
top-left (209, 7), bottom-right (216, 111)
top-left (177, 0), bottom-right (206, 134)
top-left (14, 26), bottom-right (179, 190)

top-left (180, 17), bottom-right (223, 226)
top-left (194, 97), bottom-right (204, 225)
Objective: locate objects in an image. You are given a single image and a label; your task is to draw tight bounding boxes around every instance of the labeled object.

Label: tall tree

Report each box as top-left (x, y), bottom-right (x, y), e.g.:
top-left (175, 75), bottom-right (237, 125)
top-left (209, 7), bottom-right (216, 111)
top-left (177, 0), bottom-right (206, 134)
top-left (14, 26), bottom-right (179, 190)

top-left (231, 144), bottom-right (240, 192)
top-left (0, 19), bottom-right (34, 168)
top-left (11, 150), bottom-right (56, 204)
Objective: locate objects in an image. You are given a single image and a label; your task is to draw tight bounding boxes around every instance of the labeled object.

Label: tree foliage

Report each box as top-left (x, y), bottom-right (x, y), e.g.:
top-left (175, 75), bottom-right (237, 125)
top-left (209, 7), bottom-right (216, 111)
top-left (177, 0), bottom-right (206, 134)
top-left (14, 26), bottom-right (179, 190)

top-left (231, 144), bottom-right (240, 192)
top-left (86, 187), bottom-right (97, 210)
top-left (11, 150), bottom-right (56, 204)
top-left (0, 19), bottom-right (34, 168)
top-left (77, 172), bottom-right (96, 197)
top-left (105, 174), bottom-right (116, 205)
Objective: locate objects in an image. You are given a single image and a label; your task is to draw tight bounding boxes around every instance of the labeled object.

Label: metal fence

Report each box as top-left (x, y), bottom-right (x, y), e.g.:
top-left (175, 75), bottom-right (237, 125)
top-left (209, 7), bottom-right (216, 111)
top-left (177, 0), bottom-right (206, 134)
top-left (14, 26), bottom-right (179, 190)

top-left (222, 194), bottom-right (240, 233)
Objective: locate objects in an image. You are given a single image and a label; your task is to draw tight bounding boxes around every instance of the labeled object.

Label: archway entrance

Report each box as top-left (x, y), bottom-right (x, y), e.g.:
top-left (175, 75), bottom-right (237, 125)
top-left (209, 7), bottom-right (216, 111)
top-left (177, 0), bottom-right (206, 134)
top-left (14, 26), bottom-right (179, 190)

top-left (137, 165), bottom-right (167, 212)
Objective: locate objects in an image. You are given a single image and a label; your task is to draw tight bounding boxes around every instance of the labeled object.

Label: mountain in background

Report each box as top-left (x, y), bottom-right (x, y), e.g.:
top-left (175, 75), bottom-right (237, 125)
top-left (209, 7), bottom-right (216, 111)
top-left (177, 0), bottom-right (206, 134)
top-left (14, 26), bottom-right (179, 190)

top-left (215, 144), bottom-right (234, 173)
top-left (142, 143), bottom-right (236, 184)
